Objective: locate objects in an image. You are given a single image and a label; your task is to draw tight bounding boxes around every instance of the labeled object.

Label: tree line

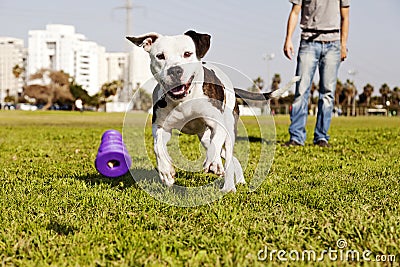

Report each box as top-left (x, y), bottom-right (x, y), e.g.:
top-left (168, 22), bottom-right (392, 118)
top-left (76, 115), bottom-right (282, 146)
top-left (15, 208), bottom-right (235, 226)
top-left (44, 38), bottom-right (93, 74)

top-left (6, 66), bottom-right (152, 111)
top-left (5, 65), bottom-right (400, 112)
top-left (250, 74), bottom-right (400, 108)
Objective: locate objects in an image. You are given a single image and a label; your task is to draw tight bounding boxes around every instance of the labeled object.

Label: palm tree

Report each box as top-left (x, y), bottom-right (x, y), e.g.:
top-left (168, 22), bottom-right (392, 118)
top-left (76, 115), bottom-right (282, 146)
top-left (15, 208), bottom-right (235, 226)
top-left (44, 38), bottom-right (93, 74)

top-left (4, 89), bottom-right (15, 103)
top-left (100, 80), bottom-right (123, 98)
top-left (379, 83), bottom-right (391, 105)
top-left (250, 77), bottom-right (264, 93)
top-left (12, 64), bottom-right (25, 103)
top-left (359, 83), bottom-right (374, 106)
top-left (136, 88), bottom-right (152, 111)
top-left (392, 87), bottom-right (400, 106)
top-left (245, 77), bottom-right (265, 109)
top-left (271, 74), bottom-right (281, 91)
top-left (339, 80), bottom-right (357, 116)
top-left (12, 64), bottom-right (24, 79)
top-left (335, 79), bottom-right (343, 106)
top-left (97, 80), bottom-right (124, 110)
top-left (69, 79), bottom-right (99, 108)
top-left (270, 74), bottom-right (281, 106)
top-left (341, 80), bottom-right (357, 106)
top-left (310, 82), bottom-right (319, 105)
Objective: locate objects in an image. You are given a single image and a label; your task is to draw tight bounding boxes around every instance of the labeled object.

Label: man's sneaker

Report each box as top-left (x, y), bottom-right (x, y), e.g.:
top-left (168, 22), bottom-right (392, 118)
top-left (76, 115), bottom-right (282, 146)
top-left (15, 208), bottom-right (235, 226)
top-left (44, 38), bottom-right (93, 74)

top-left (282, 140), bottom-right (303, 147)
top-left (315, 140), bottom-right (330, 147)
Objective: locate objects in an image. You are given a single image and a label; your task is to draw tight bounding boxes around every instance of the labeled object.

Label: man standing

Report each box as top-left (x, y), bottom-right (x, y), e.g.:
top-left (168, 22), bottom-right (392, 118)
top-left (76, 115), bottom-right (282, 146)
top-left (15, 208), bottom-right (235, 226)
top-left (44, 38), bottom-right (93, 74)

top-left (283, 0), bottom-right (350, 147)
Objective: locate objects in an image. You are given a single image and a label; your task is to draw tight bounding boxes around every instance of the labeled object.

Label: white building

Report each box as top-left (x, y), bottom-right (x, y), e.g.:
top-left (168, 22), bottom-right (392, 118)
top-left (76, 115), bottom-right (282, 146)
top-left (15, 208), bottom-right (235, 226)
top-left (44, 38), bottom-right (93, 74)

top-left (28, 24), bottom-right (106, 95)
top-left (105, 48), bottom-right (153, 103)
top-left (0, 37), bottom-right (27, 107)
top-left (105, 52), bottom-right (128, 82)
top-left (129, 45), bottom-right (152, 91)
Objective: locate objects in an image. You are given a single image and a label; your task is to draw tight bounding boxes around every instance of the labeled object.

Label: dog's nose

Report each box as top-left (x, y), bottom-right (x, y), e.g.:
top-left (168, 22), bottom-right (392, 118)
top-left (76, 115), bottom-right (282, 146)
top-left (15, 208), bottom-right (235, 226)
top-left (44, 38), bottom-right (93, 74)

top-left (167, 66), bottom-right (183, 79)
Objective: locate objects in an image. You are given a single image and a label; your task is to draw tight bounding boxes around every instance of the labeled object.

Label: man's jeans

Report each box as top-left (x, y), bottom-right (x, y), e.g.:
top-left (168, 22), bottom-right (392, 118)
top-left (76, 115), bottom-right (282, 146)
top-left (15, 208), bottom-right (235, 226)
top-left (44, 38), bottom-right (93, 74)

top-left (289, 40), bottom-right (341, 145)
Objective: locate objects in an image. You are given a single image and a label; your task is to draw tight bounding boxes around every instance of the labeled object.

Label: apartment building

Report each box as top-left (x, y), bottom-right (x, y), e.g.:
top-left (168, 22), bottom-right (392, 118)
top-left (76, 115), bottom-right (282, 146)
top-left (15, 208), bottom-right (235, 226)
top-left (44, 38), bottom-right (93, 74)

top-left (1, 24), bottom-right (152, 101)
top-left (0, 37), bottom-right (27, 106)
top-left (28, 24), bottom-right (107, 96)
top-left (105, 52), bottom-right (128, 82)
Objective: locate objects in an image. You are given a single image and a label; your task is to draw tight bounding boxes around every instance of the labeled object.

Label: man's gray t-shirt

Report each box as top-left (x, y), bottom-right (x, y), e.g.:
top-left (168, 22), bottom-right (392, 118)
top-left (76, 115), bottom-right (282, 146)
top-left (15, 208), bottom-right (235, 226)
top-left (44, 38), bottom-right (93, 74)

top-left (290, 0), bottom-right (350, 41)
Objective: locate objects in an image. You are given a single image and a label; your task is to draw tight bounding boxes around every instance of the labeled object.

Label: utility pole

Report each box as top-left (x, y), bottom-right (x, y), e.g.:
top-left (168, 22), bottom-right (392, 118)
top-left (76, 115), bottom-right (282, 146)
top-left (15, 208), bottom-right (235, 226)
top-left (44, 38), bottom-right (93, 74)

top-left (126, 0), bottom-right (133, 37)
top-left (114, 0), bottom-right (138, 51)
top-left (261, 53), bottom-right (275, 115)
top-left (262, 53), bottom-right (275, 92)
top-left (114, 0), bottom-right (133, 102)
top-left (348, 69), bottom-right (358, 116)
top-left (114, 0), bottom-right (144, 103)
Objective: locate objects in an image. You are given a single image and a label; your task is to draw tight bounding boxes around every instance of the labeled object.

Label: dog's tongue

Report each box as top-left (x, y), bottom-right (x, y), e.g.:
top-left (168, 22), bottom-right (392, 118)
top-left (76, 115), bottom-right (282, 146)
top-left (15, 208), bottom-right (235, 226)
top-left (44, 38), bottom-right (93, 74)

top-left (170, 85), bottom-right (186, 95)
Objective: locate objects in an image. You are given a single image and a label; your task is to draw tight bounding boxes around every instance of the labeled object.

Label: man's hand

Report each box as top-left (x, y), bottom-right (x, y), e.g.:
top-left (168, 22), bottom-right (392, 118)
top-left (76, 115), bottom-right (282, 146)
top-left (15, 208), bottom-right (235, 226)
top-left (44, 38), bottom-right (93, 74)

top-left (341, 45), bottom-right (348, 61)
top-left (284, 39), bottom-right (295, 60)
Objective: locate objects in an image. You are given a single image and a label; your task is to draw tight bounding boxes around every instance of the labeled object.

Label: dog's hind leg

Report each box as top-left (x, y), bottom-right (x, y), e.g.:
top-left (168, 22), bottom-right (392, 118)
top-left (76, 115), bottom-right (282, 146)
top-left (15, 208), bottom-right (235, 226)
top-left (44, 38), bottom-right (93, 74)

top-left (221, 149), bottom-right (245, 185)
top-left (221, 131), bottom-right (236, 192)
top-left (233, 157), bottom-right (245, 185)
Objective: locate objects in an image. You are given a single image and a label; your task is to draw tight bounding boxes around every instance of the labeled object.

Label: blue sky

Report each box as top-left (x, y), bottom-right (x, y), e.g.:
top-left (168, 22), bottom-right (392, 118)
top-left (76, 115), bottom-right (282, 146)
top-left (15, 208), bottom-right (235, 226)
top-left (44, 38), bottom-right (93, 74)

top-left (1, 0), bottom-right (399, 95)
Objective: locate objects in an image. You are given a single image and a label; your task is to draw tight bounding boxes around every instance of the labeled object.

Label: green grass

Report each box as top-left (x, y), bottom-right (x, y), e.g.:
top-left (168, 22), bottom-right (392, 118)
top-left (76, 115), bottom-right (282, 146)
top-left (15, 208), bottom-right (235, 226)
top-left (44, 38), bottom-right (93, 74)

top-left (0, 111), bottom-right (399, 266)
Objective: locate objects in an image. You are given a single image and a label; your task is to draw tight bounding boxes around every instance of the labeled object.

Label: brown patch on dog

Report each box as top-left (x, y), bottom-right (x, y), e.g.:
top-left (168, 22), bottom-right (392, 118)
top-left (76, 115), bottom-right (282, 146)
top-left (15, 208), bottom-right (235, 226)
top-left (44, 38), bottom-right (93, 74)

top-left (203, 67), bottom-right (240, 136)
top-left (202, 67), bottom-right (225, 112)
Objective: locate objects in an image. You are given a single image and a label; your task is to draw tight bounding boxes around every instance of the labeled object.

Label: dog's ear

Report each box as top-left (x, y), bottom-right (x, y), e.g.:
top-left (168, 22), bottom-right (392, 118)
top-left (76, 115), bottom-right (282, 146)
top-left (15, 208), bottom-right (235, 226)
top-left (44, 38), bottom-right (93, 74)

top-left (184, 30), bottom-right (211, 59)
top-left (126, 33), bottom-right (160, 52)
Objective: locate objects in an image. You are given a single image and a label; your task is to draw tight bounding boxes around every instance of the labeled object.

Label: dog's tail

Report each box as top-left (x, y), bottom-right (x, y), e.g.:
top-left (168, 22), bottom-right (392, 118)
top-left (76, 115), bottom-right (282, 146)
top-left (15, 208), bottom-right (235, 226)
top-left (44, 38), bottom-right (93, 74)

top-left (234, 76), bottom-right (300, 101)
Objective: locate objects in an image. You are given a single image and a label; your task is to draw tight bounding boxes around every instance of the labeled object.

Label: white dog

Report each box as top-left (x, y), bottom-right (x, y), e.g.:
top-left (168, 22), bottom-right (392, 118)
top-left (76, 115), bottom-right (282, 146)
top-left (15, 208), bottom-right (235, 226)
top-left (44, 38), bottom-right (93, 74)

top-left (127, 30), bottom-right (299, 192)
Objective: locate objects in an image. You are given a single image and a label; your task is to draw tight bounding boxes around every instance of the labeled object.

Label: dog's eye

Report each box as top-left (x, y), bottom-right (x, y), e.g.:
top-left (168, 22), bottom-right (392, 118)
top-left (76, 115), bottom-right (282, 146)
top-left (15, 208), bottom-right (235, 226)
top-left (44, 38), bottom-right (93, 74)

top-left (156, 53), bottom-right (165, 60)
top-left (183, 52), bottom-right (193, 58)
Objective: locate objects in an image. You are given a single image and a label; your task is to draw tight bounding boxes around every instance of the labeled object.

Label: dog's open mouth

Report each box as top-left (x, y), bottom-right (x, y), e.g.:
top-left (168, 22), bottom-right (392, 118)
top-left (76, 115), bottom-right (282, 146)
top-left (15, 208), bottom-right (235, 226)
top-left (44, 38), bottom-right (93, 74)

top-left (167, 75), bottom-right (195, 99)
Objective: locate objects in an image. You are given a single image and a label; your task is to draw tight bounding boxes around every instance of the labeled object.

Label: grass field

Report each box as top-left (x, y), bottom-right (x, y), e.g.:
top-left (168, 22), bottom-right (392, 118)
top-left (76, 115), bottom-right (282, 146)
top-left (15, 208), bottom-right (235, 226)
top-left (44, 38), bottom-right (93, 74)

top-left (0, 111), bottom-right (399, 266)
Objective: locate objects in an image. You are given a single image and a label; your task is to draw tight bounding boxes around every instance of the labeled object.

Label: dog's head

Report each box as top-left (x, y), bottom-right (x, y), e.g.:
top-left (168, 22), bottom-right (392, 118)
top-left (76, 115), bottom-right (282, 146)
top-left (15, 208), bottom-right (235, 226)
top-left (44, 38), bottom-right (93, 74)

top-left (127, 30), bottom-right (211, 100)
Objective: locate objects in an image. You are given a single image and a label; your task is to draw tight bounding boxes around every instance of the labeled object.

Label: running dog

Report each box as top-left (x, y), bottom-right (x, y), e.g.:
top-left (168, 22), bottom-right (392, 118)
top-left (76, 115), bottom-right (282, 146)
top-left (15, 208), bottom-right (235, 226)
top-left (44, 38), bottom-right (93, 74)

top-left (127, 30), bottom-right (299, 192)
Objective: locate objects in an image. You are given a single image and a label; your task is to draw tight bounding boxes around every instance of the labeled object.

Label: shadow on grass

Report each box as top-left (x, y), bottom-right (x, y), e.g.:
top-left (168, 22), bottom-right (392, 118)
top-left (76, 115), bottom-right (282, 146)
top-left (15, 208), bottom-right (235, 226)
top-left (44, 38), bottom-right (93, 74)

top-left (73, 169), bottom-right (229, 206)
top-left (236, 135), bottom-right (275, 145)
top-left (47, 220), bottom-right (78, 236)
top-left (74, 169), bottom-right (159, 191)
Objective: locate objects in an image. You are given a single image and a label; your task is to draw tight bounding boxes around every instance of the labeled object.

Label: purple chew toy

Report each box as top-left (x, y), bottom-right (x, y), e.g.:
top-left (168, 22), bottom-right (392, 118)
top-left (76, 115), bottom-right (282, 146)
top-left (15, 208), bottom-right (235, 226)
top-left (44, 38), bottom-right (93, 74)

top-left (95, 130), bottom-right (132, 177)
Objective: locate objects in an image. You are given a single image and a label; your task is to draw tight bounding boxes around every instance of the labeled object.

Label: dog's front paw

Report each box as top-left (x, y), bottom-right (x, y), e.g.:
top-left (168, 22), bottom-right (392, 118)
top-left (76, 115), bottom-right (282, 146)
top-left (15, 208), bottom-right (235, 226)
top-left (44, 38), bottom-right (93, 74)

top-left (221, 184), bottom-right (236, 193)
top-left (203, 159), bottom-right (225, 176)
top-left (236, 176), bottom-right (246, 185)
top-left (158, 166), bottom-right (175, 187)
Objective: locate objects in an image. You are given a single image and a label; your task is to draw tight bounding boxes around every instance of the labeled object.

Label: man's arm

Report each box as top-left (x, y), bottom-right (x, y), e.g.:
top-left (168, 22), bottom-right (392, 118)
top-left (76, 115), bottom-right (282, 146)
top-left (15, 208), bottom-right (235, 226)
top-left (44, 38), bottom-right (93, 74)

top-left (340, 6), bottom-right (350, 61)
top-left (284, 4), bottom-right (301, 60)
